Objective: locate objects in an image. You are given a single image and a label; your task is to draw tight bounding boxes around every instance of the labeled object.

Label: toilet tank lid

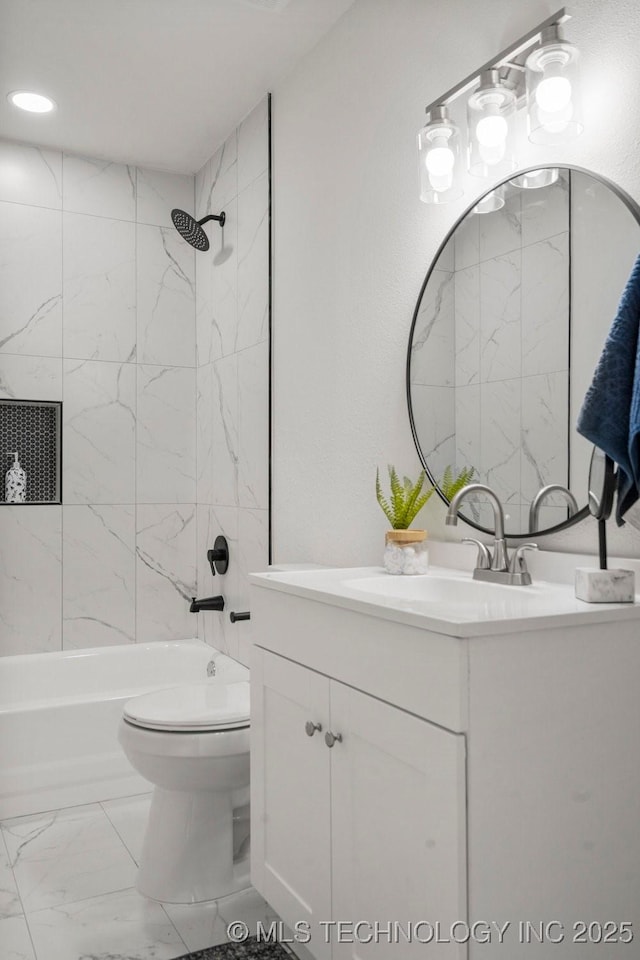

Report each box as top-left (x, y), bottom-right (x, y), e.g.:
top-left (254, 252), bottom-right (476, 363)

top-left (123, 681), bottom-right (250, 731)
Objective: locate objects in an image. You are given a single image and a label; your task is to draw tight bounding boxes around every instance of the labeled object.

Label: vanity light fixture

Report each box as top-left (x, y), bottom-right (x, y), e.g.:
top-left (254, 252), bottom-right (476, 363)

top-left (417, 105), bottom-right (463, 203)
top-left (417, 8), bottom-right (581, 204)
top-left (467, 70), bottom-right (516, 178)
top-left (8, 90), bottom-right (56, 113)
top-left (525, 24), bottom-right (582, 144)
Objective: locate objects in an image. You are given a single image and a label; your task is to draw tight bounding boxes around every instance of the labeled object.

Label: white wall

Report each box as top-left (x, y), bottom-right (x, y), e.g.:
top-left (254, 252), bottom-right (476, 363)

top-left (271, 0), bottom-right (640, 564)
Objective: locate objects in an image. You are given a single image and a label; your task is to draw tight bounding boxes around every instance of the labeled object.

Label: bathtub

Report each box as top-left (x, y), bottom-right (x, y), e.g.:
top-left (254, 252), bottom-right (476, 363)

top-left (0, 639), bottom-right (249, 820)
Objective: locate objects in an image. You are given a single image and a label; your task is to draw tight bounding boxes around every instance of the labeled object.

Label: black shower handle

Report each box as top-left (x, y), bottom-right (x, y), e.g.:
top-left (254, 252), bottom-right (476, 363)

top-left (207, 535), bottom-right (229, 576)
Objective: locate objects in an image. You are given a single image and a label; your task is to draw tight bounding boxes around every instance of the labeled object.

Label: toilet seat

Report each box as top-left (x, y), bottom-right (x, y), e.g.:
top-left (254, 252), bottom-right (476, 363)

top-left (123, 681), bottom-right (250, 732)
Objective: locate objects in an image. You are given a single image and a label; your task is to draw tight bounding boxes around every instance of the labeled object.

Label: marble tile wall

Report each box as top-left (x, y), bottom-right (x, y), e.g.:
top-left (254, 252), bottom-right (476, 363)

top-left (0, 138), bottom-right (197, 654)
top-left (455, 176), bottom-right (570, 532)
top-left (411, 173), bottom-right (571, 533)
top-left (194, 96), bottom-right (270, 667)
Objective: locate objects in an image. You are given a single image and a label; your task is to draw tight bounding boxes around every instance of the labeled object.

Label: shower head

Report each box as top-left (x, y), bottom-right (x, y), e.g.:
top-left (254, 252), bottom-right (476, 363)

top-left (171, 208), bottom-right (226, 252)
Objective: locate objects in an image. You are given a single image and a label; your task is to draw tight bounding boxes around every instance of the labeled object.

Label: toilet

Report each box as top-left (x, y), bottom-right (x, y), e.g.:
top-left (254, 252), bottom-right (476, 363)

top-left (118, 666), bottom-right (251, 904)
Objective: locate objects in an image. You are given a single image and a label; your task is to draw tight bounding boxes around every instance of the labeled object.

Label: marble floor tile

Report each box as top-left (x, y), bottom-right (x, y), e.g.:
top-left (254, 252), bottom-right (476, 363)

top-left (0, 833), bottom-right (23, 919)
top-left (215, 888), bottom-right (280, 943)
top-left (1, 803), bottom-right (137, 914)
top-left (163, 886), bottom-right (278, 953)
top-left (100, 793), bottom-right (152, 866)
top-left (0, 914), bottom-right (36, 960)
top-left (25, 887), bottom-right (186, 960)
top-left (162, 898), bottom-right (223, 952)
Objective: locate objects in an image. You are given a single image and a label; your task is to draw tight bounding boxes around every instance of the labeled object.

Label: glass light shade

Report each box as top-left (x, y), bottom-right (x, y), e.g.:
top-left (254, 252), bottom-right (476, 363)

top-left (511, 167), bottom-right (559, 189)
top-left (526, 27), bottom-right (582, 144)
top-left (417, 106), bottom-right (463, 204)
top-left (472, 187), bottom-right (505, 215)
top-left (8, 91), bottom-right (56, 113)
top-left (467, 70), bottom-right (516, 179)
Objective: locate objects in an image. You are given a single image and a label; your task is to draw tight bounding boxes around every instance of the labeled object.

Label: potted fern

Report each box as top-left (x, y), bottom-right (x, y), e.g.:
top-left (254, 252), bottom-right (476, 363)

top-left (376, 466), bottom-right (434, 574)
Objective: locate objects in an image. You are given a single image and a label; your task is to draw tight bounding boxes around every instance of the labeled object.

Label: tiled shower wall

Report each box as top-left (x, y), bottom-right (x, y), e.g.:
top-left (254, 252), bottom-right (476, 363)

top-left (0, 96), bottom-right (269, 659)
top-left (194, 96), bottom-right (270, 667)
top-left (0, 139), bottom-right (196, 655)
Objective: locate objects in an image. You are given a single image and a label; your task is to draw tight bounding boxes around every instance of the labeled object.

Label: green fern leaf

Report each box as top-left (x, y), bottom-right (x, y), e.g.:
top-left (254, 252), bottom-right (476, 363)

top-left (376, 468), bottom-right (394, 526)
top-left (401, 471), bottom-right (425, 526)
top-left (440, 464), bottom-right (475, 500)
top-left (376, 464), bottom-right (434, 529)
top-left (389, 465), bottom-right (405, 526)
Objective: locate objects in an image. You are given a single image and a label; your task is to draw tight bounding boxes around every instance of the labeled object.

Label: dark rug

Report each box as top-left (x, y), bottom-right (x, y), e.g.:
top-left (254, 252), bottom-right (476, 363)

top-left (173, 940), bottom-right (291, 960)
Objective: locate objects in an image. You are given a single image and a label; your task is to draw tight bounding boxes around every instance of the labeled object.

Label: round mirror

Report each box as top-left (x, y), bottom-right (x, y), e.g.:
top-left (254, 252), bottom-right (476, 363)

top-left (407, 165), bottom-right (640, 537)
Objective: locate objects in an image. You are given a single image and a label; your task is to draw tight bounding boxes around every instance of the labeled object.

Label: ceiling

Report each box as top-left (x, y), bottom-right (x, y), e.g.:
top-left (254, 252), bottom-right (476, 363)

top-left (0, 0), bottom-right (354, 174)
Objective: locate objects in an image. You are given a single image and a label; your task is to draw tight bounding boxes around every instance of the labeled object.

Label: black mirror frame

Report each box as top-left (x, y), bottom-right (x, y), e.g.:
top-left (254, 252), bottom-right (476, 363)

top-left (406, 164), bottom-right (640, 540)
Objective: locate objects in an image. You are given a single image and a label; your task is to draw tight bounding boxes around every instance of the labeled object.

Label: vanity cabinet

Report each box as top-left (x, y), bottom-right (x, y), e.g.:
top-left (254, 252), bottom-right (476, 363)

top-left (250, 566), bottom-right (640, 958)
top-left (251, 647), bottom-right (467, 960)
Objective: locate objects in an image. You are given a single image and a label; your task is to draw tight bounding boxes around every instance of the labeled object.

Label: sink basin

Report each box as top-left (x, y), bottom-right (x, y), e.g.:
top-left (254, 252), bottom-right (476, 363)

top-left (343, 572), bottom-right (532, 605)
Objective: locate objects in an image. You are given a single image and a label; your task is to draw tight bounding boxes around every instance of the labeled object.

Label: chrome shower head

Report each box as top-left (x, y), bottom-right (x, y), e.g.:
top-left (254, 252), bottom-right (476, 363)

top-left (171, 208), bottom-right (226, 252)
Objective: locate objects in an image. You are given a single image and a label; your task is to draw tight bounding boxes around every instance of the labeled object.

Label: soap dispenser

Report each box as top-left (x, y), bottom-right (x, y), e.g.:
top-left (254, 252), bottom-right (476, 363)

top-left (5, 452), bottom-right (26, 503)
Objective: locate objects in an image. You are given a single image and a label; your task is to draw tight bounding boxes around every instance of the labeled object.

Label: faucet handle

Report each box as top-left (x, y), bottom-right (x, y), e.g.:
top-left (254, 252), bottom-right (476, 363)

top-left (462, 538), bottom-right (492, 570)
top-left (509, 542), bottom-right (538, 575)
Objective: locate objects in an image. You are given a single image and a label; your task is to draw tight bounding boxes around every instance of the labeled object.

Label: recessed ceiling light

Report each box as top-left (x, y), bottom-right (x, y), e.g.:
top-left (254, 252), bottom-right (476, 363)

top-left (8, 91), bottom-right (56, 113)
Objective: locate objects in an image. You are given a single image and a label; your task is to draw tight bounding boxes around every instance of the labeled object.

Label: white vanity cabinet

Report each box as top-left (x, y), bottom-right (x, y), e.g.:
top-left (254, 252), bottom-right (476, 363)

top-left (250, 565), bottom-right (640, 959)
top-left (250, 588), bottom-right (467, 960)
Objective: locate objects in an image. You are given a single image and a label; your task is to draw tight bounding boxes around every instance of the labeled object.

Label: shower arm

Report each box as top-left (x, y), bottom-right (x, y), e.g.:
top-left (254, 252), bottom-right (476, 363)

top-left (199, 213), bottom-right (225, 227)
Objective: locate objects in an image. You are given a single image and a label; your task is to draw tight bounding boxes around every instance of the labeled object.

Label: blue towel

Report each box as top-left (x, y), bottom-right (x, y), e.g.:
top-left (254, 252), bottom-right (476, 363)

top-left (577, 252), bottom-right (640, 525)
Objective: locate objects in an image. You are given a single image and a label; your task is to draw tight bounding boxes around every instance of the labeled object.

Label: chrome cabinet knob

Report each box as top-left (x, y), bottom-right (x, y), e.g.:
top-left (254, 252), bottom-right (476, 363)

top-left (324, 731), bottom-right (343, 748)
top-left (305, 721), bottom-right (322, 737)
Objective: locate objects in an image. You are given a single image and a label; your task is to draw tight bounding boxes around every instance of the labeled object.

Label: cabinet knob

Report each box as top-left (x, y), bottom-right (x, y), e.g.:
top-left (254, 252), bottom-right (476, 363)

top-left (305, 721), bottom-right (322, 737)
top-left (324, 731), bottom-right (343, 748)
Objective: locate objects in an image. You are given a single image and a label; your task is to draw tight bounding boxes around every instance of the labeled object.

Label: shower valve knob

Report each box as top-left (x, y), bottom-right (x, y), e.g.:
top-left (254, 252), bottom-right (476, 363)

top-left (305, 721), bottom-right (322, 737)
top-left (207, 535), bottom-right (229, 576)
top-left (324, 731), bottom-right (343, 748)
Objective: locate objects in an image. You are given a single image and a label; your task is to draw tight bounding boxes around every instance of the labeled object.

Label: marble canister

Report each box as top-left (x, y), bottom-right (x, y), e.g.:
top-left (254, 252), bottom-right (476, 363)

top-left (575, 568), bottom-right (635, 603)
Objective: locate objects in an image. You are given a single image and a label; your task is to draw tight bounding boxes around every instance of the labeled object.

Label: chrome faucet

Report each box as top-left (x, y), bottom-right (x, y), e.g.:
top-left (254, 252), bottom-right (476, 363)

top-left (446, 483), bottom-right (537, 585)
top-left (529, 484), bottom-right (578, 533)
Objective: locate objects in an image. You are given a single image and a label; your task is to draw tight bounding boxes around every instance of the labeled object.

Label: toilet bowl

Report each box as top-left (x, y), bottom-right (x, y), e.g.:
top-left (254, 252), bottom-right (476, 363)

top-left (118, 675), bottom-right (250, 904)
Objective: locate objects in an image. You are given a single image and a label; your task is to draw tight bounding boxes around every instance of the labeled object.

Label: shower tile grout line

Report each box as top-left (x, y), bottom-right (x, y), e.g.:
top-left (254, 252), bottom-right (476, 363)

top-left (60, 157), bottom-right (65, 659)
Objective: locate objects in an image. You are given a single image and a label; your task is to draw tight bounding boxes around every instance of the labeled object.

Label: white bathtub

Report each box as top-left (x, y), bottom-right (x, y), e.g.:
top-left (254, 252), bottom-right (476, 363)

top-left (0, 639), bottom-right (249, 819)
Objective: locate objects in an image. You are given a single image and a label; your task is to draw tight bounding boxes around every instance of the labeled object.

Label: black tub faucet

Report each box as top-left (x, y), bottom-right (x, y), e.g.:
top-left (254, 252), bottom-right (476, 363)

top-left (190, 595), bottom-right (225, 613)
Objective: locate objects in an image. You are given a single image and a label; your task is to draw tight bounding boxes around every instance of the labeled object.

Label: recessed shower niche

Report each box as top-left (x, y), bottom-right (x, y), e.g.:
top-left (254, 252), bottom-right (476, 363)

top-left (0, 399), bottom-right (62, 504)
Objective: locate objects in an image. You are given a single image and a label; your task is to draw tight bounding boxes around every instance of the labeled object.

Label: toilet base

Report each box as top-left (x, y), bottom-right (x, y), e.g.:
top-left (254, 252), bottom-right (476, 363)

top-left (137, 786), bottom-right (250, 903)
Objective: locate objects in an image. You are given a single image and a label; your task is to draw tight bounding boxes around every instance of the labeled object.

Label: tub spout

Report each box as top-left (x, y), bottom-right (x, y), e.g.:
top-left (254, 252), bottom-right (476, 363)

top-left (190, 595), bottom-right (225, 613)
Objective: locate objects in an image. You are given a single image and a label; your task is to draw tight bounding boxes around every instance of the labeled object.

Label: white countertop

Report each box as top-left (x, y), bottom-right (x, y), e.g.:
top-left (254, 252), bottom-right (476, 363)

top-left (250, 561), bottom-right (640, 637)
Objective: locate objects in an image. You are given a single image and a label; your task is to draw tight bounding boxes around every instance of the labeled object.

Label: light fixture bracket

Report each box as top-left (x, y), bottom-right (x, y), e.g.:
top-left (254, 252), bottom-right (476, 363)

top-left (422, 8), bottom-right (570, 119)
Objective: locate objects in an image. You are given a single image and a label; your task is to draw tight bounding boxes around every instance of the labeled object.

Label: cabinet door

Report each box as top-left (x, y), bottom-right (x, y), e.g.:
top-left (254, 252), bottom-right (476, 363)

top-left (329, 681), bottom-right (467, 960)
top-left (251, 648), bottom-right (332, 960)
